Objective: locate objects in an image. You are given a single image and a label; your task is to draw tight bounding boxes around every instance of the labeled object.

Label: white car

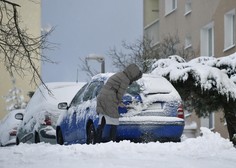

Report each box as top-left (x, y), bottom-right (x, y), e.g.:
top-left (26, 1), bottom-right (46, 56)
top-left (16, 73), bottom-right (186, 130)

top-left (16, 82), bottom-right (85, 144)
top-left (0, 109), bottom-right (25, 146)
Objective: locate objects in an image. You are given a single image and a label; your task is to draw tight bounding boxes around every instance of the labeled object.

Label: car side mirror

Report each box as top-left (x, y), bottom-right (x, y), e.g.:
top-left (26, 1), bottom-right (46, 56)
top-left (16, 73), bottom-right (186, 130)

top-left (58, 102), bottom-right (69, 110)
top-left (15, 113), bottom-right (24, 120)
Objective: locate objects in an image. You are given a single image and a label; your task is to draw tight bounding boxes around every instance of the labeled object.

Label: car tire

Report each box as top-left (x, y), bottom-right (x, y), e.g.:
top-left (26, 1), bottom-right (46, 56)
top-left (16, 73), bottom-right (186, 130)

top-left (86, 123), bottom-right (96, 144)
top-left (35, 132), bottom-right (40, 143)
top-left (173, 138), bottom-right (181, 143)
top-left (57, 128), bottom-right (64, 145)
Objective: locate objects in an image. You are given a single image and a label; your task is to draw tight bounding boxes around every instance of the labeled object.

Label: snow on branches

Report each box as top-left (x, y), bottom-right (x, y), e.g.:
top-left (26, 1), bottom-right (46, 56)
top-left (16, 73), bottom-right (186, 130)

top-left (151, 54), bottom-right (236, 100)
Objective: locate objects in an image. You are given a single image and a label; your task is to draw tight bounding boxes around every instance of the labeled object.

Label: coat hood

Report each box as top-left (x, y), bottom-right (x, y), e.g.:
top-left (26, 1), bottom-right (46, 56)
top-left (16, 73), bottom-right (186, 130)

top-left (123, 64), bottom-right (142, 84)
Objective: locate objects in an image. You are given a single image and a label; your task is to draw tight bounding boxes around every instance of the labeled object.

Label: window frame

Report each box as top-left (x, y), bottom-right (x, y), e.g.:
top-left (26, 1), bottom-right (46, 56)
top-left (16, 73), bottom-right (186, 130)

top-left (200, 22), bottom-right (214, 56)
top-left (165, 0), bottom-right (177, 16)
top-left (144, 19), bottom-right (160, 47)
top-left (184, 0), bottom-right (192, 16)
top-left (185, 35), bottom-right (192, 49)
top-left (224, 9), bottom-right (235, 52)
top-left (200, 113), bottom-right (215, 131)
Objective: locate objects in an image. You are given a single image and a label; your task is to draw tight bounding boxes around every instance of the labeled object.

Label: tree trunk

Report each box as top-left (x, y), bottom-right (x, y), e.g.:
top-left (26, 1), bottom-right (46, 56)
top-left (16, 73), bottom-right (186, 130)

top-left (224, 103), bottom-right (236, 145)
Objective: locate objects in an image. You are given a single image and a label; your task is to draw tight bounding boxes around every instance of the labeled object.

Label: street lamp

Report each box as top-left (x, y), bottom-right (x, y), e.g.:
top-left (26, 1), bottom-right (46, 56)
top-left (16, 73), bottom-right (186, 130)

top-left (86, 54), bottom-right (105, 73)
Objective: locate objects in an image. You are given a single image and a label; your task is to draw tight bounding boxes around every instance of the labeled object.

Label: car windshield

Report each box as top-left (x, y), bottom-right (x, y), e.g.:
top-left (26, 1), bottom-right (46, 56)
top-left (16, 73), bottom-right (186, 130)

top-left (126, 82), bottom-right (141, 95)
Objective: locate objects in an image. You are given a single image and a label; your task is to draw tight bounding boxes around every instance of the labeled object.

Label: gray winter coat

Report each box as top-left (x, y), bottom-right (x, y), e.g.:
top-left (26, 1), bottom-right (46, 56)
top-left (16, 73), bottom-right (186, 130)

top-left (96, 64), bottom-right (142, 118)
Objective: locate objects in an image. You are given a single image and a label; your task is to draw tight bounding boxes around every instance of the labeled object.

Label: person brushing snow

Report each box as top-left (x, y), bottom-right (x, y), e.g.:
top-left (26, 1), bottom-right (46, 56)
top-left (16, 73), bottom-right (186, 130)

top-left (96, 64), bottom-right (142, 143)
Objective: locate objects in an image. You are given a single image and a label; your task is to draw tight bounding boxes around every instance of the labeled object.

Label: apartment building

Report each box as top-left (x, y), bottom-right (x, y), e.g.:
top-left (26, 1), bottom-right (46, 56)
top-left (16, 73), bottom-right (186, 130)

top-left (0, 0), bottom-right (41, 119)
top-left (144, 0), bottom-right (236, 138)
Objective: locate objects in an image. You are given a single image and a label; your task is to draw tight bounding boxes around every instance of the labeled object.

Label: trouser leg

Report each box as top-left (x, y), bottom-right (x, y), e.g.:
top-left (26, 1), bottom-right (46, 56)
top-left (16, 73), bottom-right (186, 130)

top-left (96, 116), bottom-right (106, 143)
top-left (110, 125), bottom-right (117, 142)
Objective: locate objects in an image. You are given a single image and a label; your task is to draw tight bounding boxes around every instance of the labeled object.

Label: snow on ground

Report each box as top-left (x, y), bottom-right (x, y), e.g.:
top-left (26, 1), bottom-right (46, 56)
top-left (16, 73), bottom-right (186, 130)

top-left (0, 127), bottom-right (235, 168)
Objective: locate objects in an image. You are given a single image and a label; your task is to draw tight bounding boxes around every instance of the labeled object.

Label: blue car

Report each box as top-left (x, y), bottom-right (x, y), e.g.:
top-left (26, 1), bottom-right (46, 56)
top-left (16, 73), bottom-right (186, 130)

top-left (56, 73), bottom-right (185, 145)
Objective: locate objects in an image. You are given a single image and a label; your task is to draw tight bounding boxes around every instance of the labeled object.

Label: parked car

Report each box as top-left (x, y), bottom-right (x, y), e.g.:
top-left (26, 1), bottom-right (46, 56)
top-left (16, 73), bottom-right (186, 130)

top-left (0, 109), bottom-right (25, 146)
top-left (56, 73), bottom-right (185, 145)
top-left (16, 82), bottom-right (85, 145)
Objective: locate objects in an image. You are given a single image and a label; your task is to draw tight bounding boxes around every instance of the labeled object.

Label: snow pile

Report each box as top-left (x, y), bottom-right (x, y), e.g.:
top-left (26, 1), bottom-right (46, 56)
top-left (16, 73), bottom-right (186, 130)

top-left (182, 127), bottom-right (233, 155)
top-left (0, 127), bottom-right (235, 168)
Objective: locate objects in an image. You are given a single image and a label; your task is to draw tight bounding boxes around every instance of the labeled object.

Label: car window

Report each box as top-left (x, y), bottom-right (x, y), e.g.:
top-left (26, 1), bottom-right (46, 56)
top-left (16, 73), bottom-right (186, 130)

top-left (70, 83), bottom-right (88, 106)
top-left (126, 82), bottom-right (141, 95)
top-left (83, 81), bottom-right (103, 101)
top-left (93, 81), bottom-right (104, 98)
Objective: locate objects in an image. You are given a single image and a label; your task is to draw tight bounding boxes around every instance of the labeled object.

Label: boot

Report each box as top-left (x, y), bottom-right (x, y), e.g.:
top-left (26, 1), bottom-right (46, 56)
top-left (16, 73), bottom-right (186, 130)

top-left (109, 125), bottom-right (117, 142)
top-left (96, 116), bottom-right (106, 143)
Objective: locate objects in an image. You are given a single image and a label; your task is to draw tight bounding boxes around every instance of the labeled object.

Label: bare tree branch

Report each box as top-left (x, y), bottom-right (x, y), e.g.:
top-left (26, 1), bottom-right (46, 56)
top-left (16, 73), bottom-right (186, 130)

top-left (107, 34), bottom-right (196, 73)
top-left (155, 33), bottom-right (194, 61)
top-left (107, 37), bottom-right (160, 73)
top-left (0, 0), bottom-right (55, 90)
top-left (78, 57), bottom-right (96, 77)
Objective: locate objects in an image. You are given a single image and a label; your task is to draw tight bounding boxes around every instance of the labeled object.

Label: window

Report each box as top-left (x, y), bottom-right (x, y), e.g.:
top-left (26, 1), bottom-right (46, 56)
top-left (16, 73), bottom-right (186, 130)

top-left (126, 82), bottom-right (141, 95)
top-left (144, 19), bottom-right (160, 46)
top-left (201, 113), bottom-right (215, 130)
top-left (83, 81), bottom-right (103, 101)
top-left (93, 81), bottom-right (104, 98)
top-left (224, 9), bottom-right (235, 51)
top-left (208, 28), bottom-right (213, 56)
top-left (70, 84), bottom-right (88, 106)
top-left (83, 82), bottom-right (98, 101)
top-left (209, 113), bottom-right (215, 129)
top-left (165, 0), bottom-right (177, 15)
top-left (185, 0), bottom-right (192, 15)
top-left (201, 22), bottom-right (214, 56)
top-left (185, 35), bottom-right (192, 49)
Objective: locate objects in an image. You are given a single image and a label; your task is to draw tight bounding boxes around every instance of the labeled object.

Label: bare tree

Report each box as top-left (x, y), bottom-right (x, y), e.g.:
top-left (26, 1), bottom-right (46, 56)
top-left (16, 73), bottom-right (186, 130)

top-left (79, 34), bottom-right (196, 77)
top-left (0, 0), bottom-right (54, 88)
top-left (78, 57), bottom-right (99, 78)
top-left (107, 34), bottom-right (195, 73)
top-left (108, 37), bottom-right (159, 73)
top-left (157, 34), bottom-right (195, 61)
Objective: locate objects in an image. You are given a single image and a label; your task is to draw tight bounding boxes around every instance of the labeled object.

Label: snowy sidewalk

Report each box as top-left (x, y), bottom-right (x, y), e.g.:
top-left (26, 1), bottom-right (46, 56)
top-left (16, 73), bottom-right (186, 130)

top-left (0, 128), bottom-right (235, 168)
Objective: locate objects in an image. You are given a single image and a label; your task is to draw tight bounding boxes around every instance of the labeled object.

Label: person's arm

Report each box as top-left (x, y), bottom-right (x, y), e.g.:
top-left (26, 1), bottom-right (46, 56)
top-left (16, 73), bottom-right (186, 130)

top-left (116, 78), bottom-right (129, 103)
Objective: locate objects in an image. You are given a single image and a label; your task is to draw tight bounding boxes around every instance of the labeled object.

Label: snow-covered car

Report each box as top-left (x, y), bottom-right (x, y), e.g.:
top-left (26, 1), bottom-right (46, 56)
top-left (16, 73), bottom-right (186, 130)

top-left (16, 82), bottom-right (85, 145)
top-left (56, 73), bottom-right (185, 145)
top-left (0, 109), bottom-right (25, 146)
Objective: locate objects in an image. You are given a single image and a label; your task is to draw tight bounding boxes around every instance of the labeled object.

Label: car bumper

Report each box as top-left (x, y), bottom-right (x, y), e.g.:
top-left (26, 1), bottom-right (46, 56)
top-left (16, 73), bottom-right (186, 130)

top-left (0, 136), bottom-right (16, 147)
top-left (38, 126), bottom-right (57, 144)
top-left (117, 116), bottom-right (184, 142)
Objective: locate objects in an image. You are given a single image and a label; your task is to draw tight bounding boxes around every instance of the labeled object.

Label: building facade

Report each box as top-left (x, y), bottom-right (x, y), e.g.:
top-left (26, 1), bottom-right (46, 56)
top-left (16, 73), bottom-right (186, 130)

top-left (144, 0), bottom-right (236, 138)
top-left (0, 0), bottom-right (41, 119)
